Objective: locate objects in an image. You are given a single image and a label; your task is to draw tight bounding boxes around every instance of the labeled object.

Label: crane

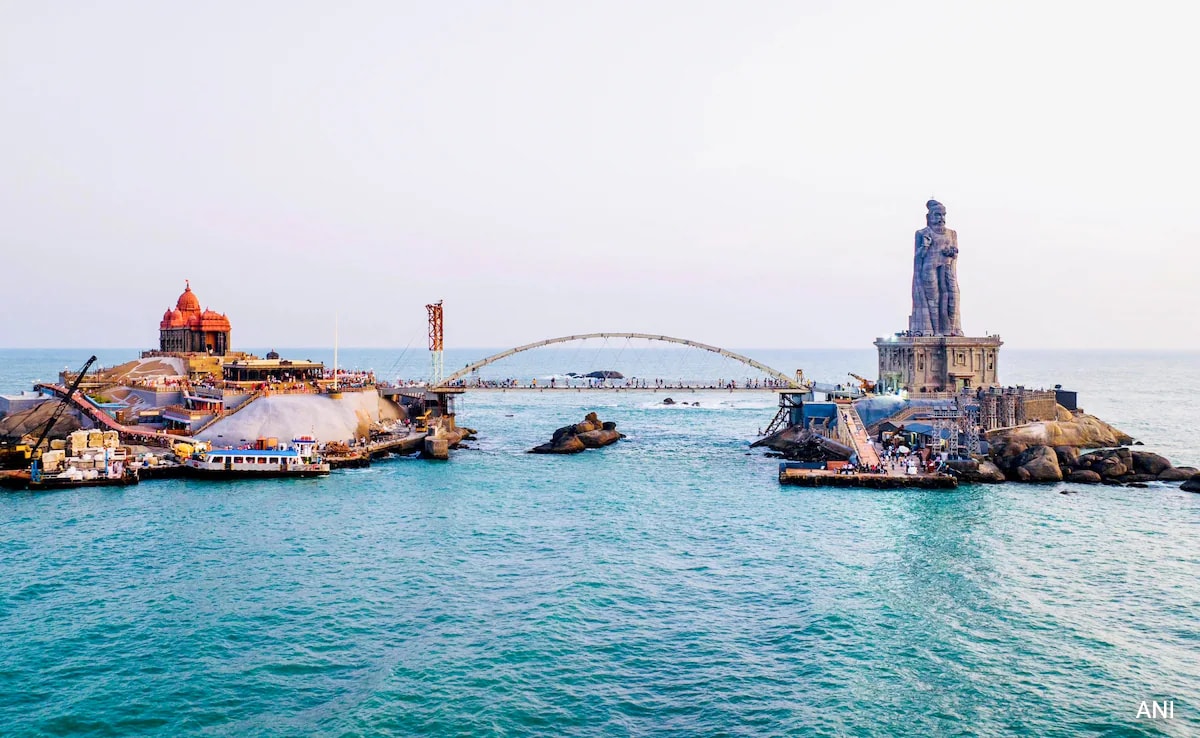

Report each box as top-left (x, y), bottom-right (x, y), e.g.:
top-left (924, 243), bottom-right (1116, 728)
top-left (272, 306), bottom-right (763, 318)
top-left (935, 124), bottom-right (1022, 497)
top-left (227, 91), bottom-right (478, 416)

top-left (848, 372), bottom-right (876, 394)
top-left (28, 355), bottom-right (97, 476)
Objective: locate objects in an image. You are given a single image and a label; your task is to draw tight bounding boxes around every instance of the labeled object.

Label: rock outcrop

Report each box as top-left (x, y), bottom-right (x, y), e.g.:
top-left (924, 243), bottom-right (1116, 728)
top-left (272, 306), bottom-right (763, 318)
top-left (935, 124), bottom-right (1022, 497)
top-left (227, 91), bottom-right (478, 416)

top-left (1015, 445), bottom-right (1063, 482)
top-left (530, 413), bottom-right (624, 454)
top-left (945, 458), bottom-right (1005, 483)
top-left (986, 442), bottom-right (1193, 487)
top-left (986, 412), bottom-right (1134, 449)
top-left (751, 426), bottom-right (853, 462)
top-left (1182, 475), bottom-right (1200, 493)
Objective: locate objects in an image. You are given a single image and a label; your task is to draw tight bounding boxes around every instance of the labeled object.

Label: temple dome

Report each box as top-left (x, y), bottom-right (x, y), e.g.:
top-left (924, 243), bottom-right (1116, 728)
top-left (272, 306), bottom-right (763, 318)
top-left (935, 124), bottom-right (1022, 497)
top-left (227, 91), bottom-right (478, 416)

top-left (199, 309), bottom-right (231, 332)
top-left (160, 308), bottom-right (186, 329)
top-left (176, 281), bottom-right (201, 313)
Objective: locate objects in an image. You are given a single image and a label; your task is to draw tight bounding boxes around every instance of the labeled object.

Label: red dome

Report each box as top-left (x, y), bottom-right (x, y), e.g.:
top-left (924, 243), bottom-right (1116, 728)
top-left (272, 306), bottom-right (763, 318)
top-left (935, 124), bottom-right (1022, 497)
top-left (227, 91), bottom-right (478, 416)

top-left (160, 308), bottom-right (187, 329)
top-left (176, 281), bottom-right (201, 313)
top-left (199, 309), bottom-right (231, 332)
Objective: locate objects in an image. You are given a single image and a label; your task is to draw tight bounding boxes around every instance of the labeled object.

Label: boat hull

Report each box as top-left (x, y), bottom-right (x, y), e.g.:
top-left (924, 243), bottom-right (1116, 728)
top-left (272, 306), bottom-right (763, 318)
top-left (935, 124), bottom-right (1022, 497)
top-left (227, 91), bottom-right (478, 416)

top-left (182, 465), bottom-right (331, 480)
top-left (29, 473), bottom-right (140, 490)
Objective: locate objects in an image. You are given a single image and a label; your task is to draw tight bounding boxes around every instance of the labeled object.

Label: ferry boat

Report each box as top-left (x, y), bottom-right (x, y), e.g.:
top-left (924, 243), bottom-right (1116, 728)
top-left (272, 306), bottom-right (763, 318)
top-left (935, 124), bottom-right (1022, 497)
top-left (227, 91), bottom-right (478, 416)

top-left (183, 436), bottom-right (331, 479)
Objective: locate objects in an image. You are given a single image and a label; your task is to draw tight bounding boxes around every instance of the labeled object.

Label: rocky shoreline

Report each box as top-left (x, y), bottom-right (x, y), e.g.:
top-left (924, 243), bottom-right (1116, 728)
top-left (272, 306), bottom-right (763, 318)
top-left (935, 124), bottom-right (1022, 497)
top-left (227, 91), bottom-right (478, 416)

top-left (947, 444), bottom-right (1199, 488)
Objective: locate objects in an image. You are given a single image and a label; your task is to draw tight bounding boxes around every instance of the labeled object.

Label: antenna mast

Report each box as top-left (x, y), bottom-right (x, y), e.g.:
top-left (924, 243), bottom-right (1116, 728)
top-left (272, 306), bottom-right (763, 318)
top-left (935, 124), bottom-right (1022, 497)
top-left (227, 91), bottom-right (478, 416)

top-left (426, 300), bottom-right (444, 385)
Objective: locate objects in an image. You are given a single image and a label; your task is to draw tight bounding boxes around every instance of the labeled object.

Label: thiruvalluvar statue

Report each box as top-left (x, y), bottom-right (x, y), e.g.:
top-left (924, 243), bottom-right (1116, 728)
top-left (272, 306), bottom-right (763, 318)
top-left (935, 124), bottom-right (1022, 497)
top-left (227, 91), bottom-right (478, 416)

top-left (909, 199), bottom-right (963, 336)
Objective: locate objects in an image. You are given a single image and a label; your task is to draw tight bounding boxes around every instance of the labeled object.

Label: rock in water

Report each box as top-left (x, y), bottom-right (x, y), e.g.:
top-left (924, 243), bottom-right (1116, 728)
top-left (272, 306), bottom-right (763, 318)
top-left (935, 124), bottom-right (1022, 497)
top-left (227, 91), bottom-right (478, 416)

top-left (530, 436), bottom-right (586, 455)
top-left (946, 458), bottom-right (1005, 483)
top-left (1066, 470), bottom-right (1102, 484)
top-left (1158, 467), bottom-right (1194, 481)
top-left (577, 429), bottom-right (622, 448)
top-left (530, 413), bottom-right (623, 454)
top-left (1130, 451), bottom-right (1172, 476)
top-left (1015, 445), bottom-right (1063, 483)
top-left (1181, 474), bottom-right (1200, 493)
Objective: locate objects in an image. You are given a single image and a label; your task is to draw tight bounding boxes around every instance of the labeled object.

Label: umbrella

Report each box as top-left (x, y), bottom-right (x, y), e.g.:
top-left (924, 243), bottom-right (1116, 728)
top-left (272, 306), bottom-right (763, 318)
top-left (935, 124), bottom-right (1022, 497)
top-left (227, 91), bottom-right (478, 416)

top-left (897, 445), bottom-right (911, 454)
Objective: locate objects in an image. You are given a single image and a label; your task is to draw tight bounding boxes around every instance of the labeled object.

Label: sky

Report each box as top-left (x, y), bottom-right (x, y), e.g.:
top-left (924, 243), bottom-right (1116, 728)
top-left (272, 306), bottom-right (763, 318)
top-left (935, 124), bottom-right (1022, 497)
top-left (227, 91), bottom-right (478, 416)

top-left (1, 0), bottom-right (1197, 351)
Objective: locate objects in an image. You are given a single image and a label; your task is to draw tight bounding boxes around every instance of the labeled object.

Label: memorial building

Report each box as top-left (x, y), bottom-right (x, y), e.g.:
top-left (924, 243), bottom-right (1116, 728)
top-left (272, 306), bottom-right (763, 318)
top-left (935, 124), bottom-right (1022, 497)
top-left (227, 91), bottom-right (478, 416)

top-left (158, 281), bottom-right (232, 355)
top-left (875, 201), bottom-right (1002, 394)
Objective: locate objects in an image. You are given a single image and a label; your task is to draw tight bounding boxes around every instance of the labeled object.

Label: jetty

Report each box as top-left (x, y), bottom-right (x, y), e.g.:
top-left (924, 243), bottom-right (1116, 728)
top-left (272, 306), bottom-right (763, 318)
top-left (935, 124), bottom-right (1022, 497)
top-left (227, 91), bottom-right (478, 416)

top-left (778, 463), bottom-right (957, 489)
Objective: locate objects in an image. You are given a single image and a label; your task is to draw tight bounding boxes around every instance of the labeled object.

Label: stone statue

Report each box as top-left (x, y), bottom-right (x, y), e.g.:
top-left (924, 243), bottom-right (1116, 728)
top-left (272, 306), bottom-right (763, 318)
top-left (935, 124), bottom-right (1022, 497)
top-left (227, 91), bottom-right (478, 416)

top-left (909, 199), bottom-right (962, 336)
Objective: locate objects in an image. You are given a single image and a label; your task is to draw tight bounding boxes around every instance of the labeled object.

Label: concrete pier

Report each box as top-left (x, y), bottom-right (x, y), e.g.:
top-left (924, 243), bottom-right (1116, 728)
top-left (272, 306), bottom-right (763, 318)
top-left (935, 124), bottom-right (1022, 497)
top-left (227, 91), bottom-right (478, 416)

top-left (779, 465), bottom-right (958, 489)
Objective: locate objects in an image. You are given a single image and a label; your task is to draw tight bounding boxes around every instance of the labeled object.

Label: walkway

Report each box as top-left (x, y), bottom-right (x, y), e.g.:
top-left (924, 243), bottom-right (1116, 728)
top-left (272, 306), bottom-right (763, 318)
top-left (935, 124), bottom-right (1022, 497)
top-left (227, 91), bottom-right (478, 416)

top-left (836, 403), bottom-right (880, 468)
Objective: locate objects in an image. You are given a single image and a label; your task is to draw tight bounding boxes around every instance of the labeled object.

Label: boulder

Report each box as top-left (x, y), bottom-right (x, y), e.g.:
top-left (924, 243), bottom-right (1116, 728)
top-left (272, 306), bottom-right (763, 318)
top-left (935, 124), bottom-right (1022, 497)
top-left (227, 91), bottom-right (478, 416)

top-left (1157, 468), bottom-right (1193, 482)
top-left (578, 429), bottom-right (623, 448)
top-left (1054, 446), bottom-right (1081, 468)
top-left (1181, 475), bottom-right (1200, 493)
top-left (531, 413), bottom-right (621, 454)
top-left (1130, 451), bottom-right (1172, 476)
top-left (999, 441), bottom-right (1028, 459)
top-left (986, 413), bottom-right (1134, 449)
top-left (662, 398), bottom-right (676, 405)
top-left (975, 460), bottom-right (1006, 482)
top-left (530, 435), bottom-right (586, 455)
top-left (945, 459), bottom-right (1005, 483)
top-left (1066, 470), bottom-right (1102, 484)
top-left (1093, 457), bottom-right (1128, 479)
top-left (1123, 473), bottom-right (1160, 484)
top-left (1016, 445), bottom-right (1063, 483)
top-left (1081, 450), bottom-right (1130, 479)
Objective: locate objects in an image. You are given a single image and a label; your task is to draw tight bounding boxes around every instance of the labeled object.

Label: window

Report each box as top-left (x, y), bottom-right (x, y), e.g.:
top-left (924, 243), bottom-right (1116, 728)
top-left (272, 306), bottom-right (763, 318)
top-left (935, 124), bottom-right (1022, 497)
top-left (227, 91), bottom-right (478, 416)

top-left (258, 457), bottom-right (267, 464)
top-left (233, 457), bottom-right (244, 464)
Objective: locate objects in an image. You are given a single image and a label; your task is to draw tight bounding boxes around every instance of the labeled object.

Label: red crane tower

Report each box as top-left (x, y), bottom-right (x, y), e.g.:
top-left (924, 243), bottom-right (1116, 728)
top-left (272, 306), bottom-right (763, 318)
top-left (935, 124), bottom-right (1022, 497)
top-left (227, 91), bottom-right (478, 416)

top-left (426, 300), bottom-right (444, 384)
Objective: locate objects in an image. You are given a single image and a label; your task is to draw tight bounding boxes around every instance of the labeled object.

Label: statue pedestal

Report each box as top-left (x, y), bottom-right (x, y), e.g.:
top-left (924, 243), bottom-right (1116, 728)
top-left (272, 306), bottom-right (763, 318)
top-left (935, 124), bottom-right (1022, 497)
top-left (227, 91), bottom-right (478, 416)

top-left (874, 334), bottom-right (1002, 394)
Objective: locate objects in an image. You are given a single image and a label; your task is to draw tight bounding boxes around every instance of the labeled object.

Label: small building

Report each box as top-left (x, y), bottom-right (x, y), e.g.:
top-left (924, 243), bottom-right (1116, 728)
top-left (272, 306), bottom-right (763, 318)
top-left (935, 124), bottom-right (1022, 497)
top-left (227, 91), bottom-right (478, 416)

top-left (222, 358), bottom-right (325, 385)
top-left (159, 281), bottom-right (232, 355)
top-left (1054, 385), bottom-right (1078, 412)
top-left (0, 391), bottom-right (51, 418)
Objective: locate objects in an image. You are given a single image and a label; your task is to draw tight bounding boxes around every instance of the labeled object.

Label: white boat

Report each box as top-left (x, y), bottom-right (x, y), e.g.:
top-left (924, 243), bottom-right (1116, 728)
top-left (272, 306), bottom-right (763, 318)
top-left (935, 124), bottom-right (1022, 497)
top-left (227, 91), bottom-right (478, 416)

top-left (183, 436), bottom-right (330, 478)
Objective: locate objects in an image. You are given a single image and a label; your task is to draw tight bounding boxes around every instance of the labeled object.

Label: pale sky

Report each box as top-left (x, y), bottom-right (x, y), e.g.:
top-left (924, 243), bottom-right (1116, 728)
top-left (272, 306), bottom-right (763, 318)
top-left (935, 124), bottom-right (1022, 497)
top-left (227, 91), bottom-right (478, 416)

top-left (1, 0), bottom-right (1196, 350)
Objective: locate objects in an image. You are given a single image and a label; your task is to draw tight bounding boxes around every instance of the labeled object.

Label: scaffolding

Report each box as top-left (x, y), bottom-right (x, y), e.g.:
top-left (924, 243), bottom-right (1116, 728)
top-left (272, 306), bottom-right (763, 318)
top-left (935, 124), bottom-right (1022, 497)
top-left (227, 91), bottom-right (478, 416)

top-left (926, 396), bottom-right (981, 459)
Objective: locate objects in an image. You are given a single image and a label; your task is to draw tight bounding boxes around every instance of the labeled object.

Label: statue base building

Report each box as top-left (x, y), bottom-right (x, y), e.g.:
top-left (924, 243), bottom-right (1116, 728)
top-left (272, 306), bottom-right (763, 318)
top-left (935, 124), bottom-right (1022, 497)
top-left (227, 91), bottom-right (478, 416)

top-left (875, 333), bottom-right (1003, 395)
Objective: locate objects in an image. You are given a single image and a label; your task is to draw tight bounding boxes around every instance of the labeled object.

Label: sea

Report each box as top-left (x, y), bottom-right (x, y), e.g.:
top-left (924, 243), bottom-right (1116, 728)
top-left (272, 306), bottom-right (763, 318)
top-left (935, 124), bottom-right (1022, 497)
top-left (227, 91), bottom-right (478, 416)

top-left (1, 347), bottom-right (1198, 737)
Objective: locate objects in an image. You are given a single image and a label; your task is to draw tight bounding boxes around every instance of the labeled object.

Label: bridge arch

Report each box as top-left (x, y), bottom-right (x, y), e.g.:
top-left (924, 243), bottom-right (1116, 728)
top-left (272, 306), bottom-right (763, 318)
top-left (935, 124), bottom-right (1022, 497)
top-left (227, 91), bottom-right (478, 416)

top-left (437, 332), bottom-right (806, 388)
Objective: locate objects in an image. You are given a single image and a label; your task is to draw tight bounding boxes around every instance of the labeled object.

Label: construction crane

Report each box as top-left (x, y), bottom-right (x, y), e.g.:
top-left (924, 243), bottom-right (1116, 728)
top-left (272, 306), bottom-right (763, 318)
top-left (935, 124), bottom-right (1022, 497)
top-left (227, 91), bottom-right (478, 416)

top-left (27, 355), bottom-right (97, 474)
top-left (848, 372), bottom-right (876, 394)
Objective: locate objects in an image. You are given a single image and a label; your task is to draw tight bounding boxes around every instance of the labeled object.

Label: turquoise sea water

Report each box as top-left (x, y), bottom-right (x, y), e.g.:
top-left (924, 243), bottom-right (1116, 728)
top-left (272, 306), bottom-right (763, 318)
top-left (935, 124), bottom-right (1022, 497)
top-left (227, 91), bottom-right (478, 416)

top-left (1, 348), bottom-right (1198, 736)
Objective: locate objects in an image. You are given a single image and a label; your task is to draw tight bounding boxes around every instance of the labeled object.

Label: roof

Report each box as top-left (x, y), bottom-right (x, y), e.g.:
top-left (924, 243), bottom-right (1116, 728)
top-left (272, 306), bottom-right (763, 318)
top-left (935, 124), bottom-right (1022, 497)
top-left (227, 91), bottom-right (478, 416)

top-left (221, 359), bottom-right (324, 369)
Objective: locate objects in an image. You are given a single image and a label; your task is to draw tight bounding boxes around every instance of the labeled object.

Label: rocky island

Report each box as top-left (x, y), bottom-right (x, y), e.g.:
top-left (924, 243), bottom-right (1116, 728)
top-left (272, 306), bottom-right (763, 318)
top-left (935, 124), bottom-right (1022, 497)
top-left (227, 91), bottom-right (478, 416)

top-left (530, 412), bottom-right (624, 454)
